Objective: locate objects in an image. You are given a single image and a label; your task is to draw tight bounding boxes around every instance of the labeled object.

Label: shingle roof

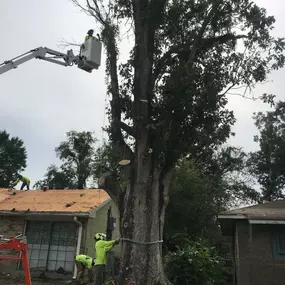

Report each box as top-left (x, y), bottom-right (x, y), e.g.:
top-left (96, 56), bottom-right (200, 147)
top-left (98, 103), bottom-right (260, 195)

top-left (0, 188), bottom-right (110, 215)
top-left (219, 200), bottom-right (285, 220)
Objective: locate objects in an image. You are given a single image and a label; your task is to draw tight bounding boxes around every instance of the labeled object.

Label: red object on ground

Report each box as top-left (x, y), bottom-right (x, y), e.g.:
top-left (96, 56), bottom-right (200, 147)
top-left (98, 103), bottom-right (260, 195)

top-left (0, 236), bottom-right (32, 285)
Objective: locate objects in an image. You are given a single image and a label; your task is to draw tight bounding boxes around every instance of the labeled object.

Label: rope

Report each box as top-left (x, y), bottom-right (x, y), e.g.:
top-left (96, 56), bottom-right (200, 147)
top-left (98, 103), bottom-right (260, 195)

top-left (120, 238), bottom-right (163, 245)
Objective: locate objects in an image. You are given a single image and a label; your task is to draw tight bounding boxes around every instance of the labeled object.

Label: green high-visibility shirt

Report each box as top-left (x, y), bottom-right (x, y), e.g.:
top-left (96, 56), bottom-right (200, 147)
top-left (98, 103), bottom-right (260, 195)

top-left (85, 35), bottom-right (95, 41)
top-left (15, 176), bottom-right (30, 185)
top-left (75, 254), bottom-right (94, 269)
top-left (95, 240), bottom-right (115, 265)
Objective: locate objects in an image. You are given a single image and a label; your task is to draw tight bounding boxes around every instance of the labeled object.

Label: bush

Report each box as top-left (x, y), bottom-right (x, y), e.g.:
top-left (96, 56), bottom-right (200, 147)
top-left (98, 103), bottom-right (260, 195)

top-left (164, 239), bottom-right (226, 285)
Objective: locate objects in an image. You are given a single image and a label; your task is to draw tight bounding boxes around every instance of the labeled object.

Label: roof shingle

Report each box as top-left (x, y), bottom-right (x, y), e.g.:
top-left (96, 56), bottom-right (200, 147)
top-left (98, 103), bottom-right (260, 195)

top-left (220, 200), bottom-right (285, 220)
top-left (0, 189), bottom-right (110, 214)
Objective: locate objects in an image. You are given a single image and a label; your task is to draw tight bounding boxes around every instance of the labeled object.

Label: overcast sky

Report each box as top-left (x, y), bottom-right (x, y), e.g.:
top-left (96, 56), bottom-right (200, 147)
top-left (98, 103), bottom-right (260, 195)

top-left (0, 0), bottom-right (284, 188)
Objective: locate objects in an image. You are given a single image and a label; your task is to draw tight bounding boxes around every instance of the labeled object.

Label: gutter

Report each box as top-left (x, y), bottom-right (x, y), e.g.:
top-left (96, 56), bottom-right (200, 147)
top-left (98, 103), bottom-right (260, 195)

top-left (0, 211), bottom-right (90, 217)
top-left (218, 214), bottom-right (246, 219)
top-left (73, 216), bottom-right (83, 280)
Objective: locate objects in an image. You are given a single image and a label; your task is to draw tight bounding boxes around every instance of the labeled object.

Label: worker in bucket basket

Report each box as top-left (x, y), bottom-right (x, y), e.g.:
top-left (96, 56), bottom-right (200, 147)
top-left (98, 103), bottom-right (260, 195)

top-left (14, 174), bottom-right (30, 190)
top-left (85, 29), bottom-right (95, 41)
top-left (93, 233), bottom-right (120, 285)
top-left (75, 254), bottom-right (96, 284)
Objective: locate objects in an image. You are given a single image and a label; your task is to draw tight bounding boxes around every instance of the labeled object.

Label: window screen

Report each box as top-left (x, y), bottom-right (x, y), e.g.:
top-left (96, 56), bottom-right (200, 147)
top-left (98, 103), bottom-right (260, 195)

top-left (25, 221), bottom-right (77, 272)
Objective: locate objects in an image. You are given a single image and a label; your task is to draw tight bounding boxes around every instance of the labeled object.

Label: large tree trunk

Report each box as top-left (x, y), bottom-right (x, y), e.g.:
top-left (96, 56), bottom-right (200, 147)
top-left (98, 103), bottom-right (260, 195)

top-left (118, 167), bottom-right (171, 285)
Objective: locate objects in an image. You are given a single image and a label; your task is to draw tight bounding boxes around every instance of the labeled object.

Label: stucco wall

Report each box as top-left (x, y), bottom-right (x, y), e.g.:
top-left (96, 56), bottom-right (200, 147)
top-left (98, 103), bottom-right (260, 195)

top-left (0, 201), bottom-right (121, 277)
top-left (85, 200), bottom-right (121, 258)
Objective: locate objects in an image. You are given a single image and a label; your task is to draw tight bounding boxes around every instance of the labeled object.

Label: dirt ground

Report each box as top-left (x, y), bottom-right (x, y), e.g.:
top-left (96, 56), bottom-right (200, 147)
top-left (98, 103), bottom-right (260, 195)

top-left (0, 275), bottom-right (76, 285)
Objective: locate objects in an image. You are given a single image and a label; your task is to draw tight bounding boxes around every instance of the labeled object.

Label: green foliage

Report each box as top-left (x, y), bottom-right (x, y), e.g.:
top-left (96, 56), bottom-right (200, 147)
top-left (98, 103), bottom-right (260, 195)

top-left (115, 0), bottom-right (285, 169)
top-left (0, 130), bottom-right (27, 188)
top-left (165, 159), bottom-right (224, 243)
top-left (73, 0), bottom-right (285, 172)
top-left (71, 0), bottom-right (285, 283)
top-left (93, 141), bottom-right (121, 179)
top-left (55, 131), bottom-right (96, 189)
top-left (73, 0), bottom-right (285, 180)
top-left (165, 147), bottom-right (257, 245)
top-left (164, 239), bottom-right (226, 285)
top-left (33, 164), bottom-right (76, 189)
top-left (248, 101), bottom-right (285, 201)
top-left (35, 131), bottom-right (97, 189)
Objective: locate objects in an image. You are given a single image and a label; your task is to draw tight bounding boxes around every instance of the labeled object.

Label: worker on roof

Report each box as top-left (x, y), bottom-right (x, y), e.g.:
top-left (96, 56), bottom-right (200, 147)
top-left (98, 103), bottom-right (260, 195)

top-left (93, 233), bottom-right (120, 285)
top-left (14, 174), bottom-right (30, 190)
top-left (75, 254), bottom-right (96, 284)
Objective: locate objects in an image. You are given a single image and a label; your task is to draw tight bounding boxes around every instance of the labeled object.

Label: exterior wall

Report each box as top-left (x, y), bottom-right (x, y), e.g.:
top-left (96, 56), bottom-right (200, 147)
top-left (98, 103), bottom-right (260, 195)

top-left (0, 216), bottom-right (25, 273)
top-left (237, 220), bottom-right (285, 285)
top-left (85, 200), bottom-right (121, 258)
top-left (0, 214), bottom-right (88, 277)
top-left (0, 203), bottom-right (120, 277)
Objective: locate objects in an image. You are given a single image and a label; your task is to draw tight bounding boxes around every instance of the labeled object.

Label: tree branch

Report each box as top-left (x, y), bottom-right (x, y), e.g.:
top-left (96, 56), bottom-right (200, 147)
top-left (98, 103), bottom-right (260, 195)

top-left (200, 34), bottom-right (248, 50)
top-left (186, 1), bottom-right (223, 72)
top-left (120, 122), bottom-right (135, 137)
top-left (72, 0), bottom-right (134, 160)
top-left (153, 32), bottom-right (246, 84)
top-left (159, 168), bottom-right (173, 240)
top-left (98, 171), bottom-right (121, 205)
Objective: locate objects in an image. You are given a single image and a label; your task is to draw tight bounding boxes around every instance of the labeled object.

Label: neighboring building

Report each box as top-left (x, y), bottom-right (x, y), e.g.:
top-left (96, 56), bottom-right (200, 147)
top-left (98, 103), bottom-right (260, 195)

top-left (218, 200), bottom-right (285, 285)
top-left (0, 188), bottom-right (120, 278)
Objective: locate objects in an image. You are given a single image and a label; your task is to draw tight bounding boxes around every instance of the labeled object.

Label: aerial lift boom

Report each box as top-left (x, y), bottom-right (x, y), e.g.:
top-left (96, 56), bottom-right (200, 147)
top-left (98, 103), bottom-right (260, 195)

top-left (0, 37), bottom-right (102, 75)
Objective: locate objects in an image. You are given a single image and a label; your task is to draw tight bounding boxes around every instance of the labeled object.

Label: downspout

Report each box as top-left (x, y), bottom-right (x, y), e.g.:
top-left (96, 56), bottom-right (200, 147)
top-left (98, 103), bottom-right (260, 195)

top-left (73, 216), bottom-right (83, 280)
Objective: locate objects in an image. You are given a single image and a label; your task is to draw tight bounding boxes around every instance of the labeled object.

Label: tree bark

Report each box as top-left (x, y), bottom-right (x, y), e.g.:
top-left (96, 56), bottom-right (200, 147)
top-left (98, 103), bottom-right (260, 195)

top-left (118, 167), bottom-right (171, 285)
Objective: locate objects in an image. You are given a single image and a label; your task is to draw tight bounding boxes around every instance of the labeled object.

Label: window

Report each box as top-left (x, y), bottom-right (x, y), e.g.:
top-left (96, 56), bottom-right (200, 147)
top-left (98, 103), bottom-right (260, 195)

top-left (25, 221), bottom-right (77, 273)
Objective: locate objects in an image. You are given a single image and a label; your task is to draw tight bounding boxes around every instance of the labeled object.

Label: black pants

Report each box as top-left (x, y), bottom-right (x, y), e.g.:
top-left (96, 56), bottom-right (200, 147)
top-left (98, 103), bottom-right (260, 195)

top-left (20, 182), bottom-right (30, 190)
top-left (93, 264), bottom-right (105, 285)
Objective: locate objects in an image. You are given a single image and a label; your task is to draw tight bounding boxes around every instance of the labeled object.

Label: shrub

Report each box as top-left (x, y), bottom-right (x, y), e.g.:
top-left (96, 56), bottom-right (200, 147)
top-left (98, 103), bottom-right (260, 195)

top-left (164, 239), bottom-right (226, 285)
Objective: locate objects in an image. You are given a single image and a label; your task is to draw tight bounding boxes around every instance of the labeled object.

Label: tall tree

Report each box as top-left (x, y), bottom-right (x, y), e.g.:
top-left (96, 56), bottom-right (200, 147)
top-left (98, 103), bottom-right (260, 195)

top-left (165, 147), bottom-right (257, 247)
top-left (249, 101), bottom-right (285, 201)
top-left (35, 131), bottom-right (96, 189)
top-left (33, 164), bottom-right (76, 189)
top-left (55, 131), bottom-right (96, 189)
top-left (72, 1), bottom-right (285, 284)
top-left (0, 130), bottom-right (27, 188)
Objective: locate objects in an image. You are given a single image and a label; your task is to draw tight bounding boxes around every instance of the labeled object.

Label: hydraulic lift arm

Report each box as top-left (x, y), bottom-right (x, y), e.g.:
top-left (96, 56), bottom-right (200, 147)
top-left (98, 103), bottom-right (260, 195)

top-left (0, 38), bottom-right (102, 75)
top-left (0, 47), bottom-right (79, 75)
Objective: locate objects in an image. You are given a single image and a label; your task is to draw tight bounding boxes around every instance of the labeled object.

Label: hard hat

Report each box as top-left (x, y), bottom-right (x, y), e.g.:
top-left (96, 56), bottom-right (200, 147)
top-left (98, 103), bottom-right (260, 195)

top-left (87, 29), bottom-right (94, 35)
top-left (94, 233), bottom-right (106, 240)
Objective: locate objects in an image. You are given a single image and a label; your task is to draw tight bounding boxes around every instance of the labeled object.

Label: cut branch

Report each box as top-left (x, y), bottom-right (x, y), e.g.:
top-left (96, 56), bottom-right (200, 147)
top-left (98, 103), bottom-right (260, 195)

top-left (98, 171), bottom-right (121, 205)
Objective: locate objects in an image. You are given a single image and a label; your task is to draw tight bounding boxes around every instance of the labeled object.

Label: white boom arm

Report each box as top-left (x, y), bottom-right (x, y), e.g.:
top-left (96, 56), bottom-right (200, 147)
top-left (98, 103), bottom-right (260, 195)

top-left (0, 39), bottom-right (102, 75)
top-left (0, 47), bottom-right (79, 75)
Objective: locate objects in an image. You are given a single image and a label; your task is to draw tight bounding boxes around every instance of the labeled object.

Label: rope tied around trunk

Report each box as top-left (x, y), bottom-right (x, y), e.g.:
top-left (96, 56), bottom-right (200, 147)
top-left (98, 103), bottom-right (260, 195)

top-left (120, 238), bottom-right (163, 245)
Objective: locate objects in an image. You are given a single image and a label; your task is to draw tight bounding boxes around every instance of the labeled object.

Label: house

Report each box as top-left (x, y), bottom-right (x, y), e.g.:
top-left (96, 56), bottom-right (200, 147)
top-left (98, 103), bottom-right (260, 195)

top-left (218, 200), bottom-right (285, 285)
top-left (0, 188), bottom-right (120, 278)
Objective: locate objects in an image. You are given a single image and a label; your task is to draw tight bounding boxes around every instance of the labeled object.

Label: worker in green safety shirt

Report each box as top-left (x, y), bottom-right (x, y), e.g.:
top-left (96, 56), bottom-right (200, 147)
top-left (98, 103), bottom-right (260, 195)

top-left (14, 174), bottom-right (30, 190)
top-left (75, 254), bottom-right (96, 284)
top-left (85, 29), bottom-right (95, 41)
top-left (93, 233), bottom-right (120, 285)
